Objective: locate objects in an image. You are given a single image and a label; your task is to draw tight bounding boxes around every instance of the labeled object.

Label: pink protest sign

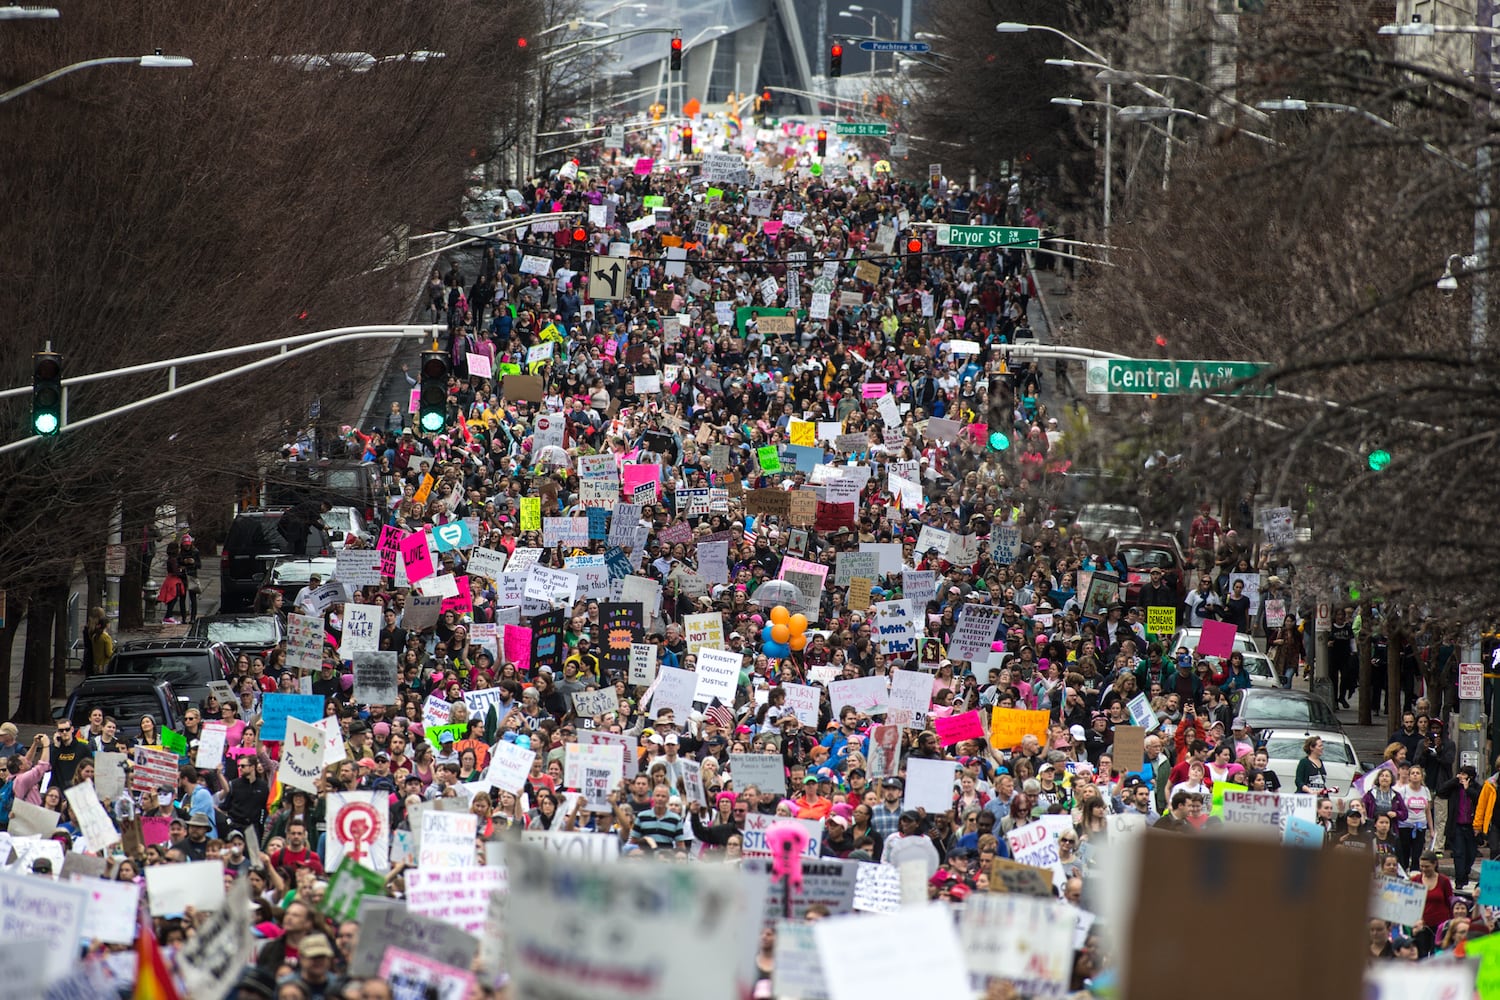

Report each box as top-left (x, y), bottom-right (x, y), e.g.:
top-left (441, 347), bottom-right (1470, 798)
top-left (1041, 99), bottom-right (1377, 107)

top-left (441, 576), bottom-right (472, 617)
top-left (504, 624), bottom-right (532, 674)
top-left (408, 387), bottom-right (420, 414)
top-left (377, 525), bottom-right (405, 578)
top-left (762, 220), bottom-right (783, 237)
top-left (861, 383), bottom-right (888, 399)
top-left (604, 339), bottom-right (618, 358)
top-left (399, 531), bottom-right (435, 584)
top-left (934, 710), bottom-right (984, 746)
top-left (141, 816), bottom-right (173, 846)
top-left (1195, 618), bottom-right (1237, 659)
top-left (634, 157), bottom-right (654, 175)
top-left (622, 463), bottom-right (662, 499)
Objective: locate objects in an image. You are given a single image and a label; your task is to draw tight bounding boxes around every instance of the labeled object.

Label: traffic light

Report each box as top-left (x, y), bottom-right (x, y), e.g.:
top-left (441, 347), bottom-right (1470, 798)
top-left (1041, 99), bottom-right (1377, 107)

top-left (517, 37), bottom-right (528, 49)
top-left (986, 390), bottom-right (1010, 453)
top-left (816, 128), bottom-right (827, 157)
top-left (571, 226), bottom-right (587, 243)
top-left (905, 236), bottom-right (923, 281)
top-left (418, 349), bottom-right (449, 434)
top-left (1367, 449), bottom-right (1391, 472)
top-left (830, 43), bottom-right (843, 78)
top-left (31, 350), bottom-right (61, 436)
top-left (670, 35), bottom-right (682, 70)
top-left (681, 125), bottom-right (693, 155)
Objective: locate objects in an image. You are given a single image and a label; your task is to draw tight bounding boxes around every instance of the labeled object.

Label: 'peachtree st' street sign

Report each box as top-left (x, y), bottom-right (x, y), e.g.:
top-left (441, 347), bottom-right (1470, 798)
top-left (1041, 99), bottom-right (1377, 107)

top-left (1085, 359), bottom-right (1273, 396)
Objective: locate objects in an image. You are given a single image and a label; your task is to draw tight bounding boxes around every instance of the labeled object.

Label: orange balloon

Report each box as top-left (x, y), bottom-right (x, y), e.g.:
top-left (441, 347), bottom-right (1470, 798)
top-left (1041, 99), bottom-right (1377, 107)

top-left (770, 606), bottom-right (791, 626)
top-left (789, 633), bottom-right (809, 651)
top-left (789, 613), bottom-right (809, 633)
top-left (771, 623), bottom-right (790, 644)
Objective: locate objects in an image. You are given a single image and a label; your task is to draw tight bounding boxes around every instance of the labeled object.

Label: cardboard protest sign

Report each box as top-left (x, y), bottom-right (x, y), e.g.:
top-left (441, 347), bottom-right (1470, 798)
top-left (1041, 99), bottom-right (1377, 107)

top-left (64, 781), bottom-right (120, 849)
top-left (328, 791), bottom-right (391, 872)
top-left (934, 710), bottom-right (984, 746)
top-left (731, 752), bottom-right (788, 795)
top-left (504, 842), bottom-right (753, 1000)
top-left (1196, 618), bottom-right (1238, 659)
top-left (852, 862), bottom-right (902, 914)
top-left (903, 758), bottom-right (956, 813)
top-left (279, 717), bottom-right (326, 793)
top-left (813, 906), bottom-right (970, 1000)
top-left (146, 859), bottom-right (227, 915)
top-left (629, 642), bottom-right (659, 685)
top-left (8, 799), bottom-right (59, 838)
top-left (1371, 875), bottom-right (1425, 925)
top-left (259, 693), bottom-right (324, 742)
top-left (520, 830), bottom-right (621, 864)
top-left (406, 866), bottom-right (508, 935)
top-left (351, 650), bottom-right (399, 705)
top-left (380, 946), bottom-right (478, 1000)
top-left (949, 604), bottom-right (1004, 663)
top-left (1113, 725), bottom-right (1146, 774)
top-left (350, 896), bottom-right (480, 978)
top-left (989, 707), bottom-right (1051, 750)
top-left (0, 873), bottom-right (88, 983)
top-left (693, 647), bottom-right (742, 704)
top-left (746, 858), bottom-right (858, 927)
top-left (419, 810), bottom-right (478, 868)
top-left (484, 740), bottom-right (536, 794)
top-left (195, 721), bottom-right (229, 771)
top-left (178, 879), bottom-right (252, 1000)
top-left (961, 893), bottom-right (1073, 993)
top-left (989, 858), bottom-right (1056, 897)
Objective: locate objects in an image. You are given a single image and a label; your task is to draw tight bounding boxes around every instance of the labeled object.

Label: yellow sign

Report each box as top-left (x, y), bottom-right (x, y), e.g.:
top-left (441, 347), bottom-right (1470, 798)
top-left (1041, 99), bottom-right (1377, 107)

top-left (1146, 606), bottom-right (1176, 636)
top-left (989, 708), bottom-right (1051, 751)
top-left (788, 419), bottom-right (815, 447)
top-left (520, 497), bottom-right (541, 532)
top-left (413, 474), bottom-right (435, 505)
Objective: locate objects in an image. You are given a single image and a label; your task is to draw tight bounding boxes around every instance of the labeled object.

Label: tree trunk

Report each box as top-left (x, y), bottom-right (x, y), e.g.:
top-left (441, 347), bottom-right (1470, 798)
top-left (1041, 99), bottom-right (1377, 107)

top-left (17, 589), bottom-right (56, 723)
top-left (1357, 598), bottom-right (1374, 727)
top-left (119, 500), bottom-right (151, 631)
top-left (0, 589), bottom-right (26, 724)
top-left (51, 581), bottom-right (70, 699)
top-left (1387, 611), bottom-right (1405, 738)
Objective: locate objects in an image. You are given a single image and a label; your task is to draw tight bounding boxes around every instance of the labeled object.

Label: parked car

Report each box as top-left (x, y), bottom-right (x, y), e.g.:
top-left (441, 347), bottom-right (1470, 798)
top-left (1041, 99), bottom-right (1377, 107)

top-left (57, 675), bottom-right (187, 741)
top-left (1168, 626), bottom-right (1265, 659)
top-left (188, 613), bottom-right (287, 660)
top-left (322, 505), bottom-right (374, 551)
top-left (1232, 688), bottom-right (1343, 737)
top-left (1046, 467), bottom-right (1129, 528)
top-left (220, 509), bottom-right (293, 611)
top-left (1071, 503), bottom-right (1144, 542)
top-left (263, 459), bottom-right (387, 523)
top-left (1116, 531), bottom-right (1188, 605)
top-left (268, 556), bottom-right (340, 603)
top-left (1240, 651), bottom-right (1279, 688)
top-left (106, 637), bottom-right (234, 708)
top-left (1260, 727), bottom-right (1362, 795)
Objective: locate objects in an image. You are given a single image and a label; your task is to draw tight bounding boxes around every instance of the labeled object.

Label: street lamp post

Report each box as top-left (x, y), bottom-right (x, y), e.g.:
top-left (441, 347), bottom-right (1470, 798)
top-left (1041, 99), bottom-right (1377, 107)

top-left (0, 53), bottom-right (192, 104)
top-left (997, 22), bottom-right (1113, 251)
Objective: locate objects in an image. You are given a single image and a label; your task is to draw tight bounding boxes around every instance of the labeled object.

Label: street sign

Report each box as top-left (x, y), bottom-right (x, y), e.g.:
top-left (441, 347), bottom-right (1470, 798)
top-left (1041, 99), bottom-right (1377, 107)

top-left (1315, 602), bottom-right (1331, 630)
top-left (835, 122), bottom-right (888, 136)
top-left (858, 41), bottom-right (932, 53)
top-left (1084, 359), bottom-right (1273, 396)
top-left (933, 224), bottom-right (1040, 249)
top-left (104, 543), bottom-right (126, 579)
top-left (588, 255), bottom-right (629, 301)
top-left (890, 134), bottom-right (908, 157)
top-left (1461, 662), bottom-right (1484, 701)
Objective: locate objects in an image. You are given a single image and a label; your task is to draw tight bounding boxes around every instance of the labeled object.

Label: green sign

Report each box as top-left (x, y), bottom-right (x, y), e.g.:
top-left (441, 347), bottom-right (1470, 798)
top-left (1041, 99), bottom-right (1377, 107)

top-left (934, 225), bottom-right (1040, 249)
top-left (836, 122), bottom-right (889, 136)
top-left (1084, 360), bottom-right (1273, 396)
top-left (322, 857), bottom-right (387, 922)
top-left (757, 446), bottom-right (783, 474)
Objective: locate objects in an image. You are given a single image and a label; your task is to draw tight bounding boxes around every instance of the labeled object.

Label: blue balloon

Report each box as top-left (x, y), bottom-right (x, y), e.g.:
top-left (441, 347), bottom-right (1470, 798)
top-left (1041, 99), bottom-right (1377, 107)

top-left (765, 640), bottom-right (790, 659)
top-left (761, 623), bottom-right (776, 643)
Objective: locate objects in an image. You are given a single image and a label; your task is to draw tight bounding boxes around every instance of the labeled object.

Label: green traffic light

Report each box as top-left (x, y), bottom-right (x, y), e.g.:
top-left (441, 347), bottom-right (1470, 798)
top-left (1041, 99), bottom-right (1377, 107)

top-left (988, 430), bottom-right (1010, 451)
top-left (1367, 449), bottom-right (1391, 472)
top-left (420, 410), bottom-right (445, 433)
top-left (33, 412), bottom-right (59, 435)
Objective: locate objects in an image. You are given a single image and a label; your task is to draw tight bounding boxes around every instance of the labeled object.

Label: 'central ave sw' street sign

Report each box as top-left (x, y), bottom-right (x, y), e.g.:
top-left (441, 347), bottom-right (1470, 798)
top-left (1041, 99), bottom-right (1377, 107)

top-left (1084, 360), bottom-right (1273, 396)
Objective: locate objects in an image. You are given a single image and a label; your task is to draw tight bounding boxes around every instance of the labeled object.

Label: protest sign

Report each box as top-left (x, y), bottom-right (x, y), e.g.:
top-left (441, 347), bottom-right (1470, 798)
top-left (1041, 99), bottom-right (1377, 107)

top-left (280, 717), bottom-right (327, 793)
top-left (989, 707), bottom-right (1051, 750)
top-left (1113, 726), bottom-right (1146, 774)
top-left (484, 740), bottom-right (535, 794)
top-left (350, 897), bottom-right (479, 978)
top-left (524, 565), bottom-right (578, 606)
top-left (178, 879), bottom-right (252, 1000)
top-left (520, 830), bottom-right (621, 864)
top-left (1196, 618), bottom-right (1238, 659)
top-left (406, 866), bottom-right (508, 935)
top-left (781, 682), bottom-right (822, 727)
top-left (77, 877), bottom-right (140, 945)
top-left (746, 858), bottom-right (858, 927)
top-left (572, 687), bottom-right (620, 719)
top-left (131, 745), bottom-right (181, 794)
top-left (1127, 693), bottom-right (1159, 731)
top-left (380, 946), bottom-right (478, 1000)
top-left (9, 799), bottom-right (59, 838)
top-left (773, 921), bottom-right (829, 1000)
top-left (629, 642), bottom-right (659, 685)
top-left (682, 611), bottom-right (724, 655)
top-left (579, 730), bottom-right (639, 779)
top-left (961, 893), bottom-right (1073, 994)
top-left (0, 942), bottom-right (45, 998)
top-left (323, 857), bottom-right (389, 923)
top-left (989, 858), bottom-right (1056, 897)
top-left (886, 669), bottom-right (931, 729)
top-left (828, 675), bottom-right (887, 716)
top-left (64, 781), bottom-right (119, 849)
top-left (259, 693), bottom-right (324, 741)
top-left (0, 873), bottom-right (88, 983)
top-left (504, 842), bottom-right (752, 1000)
top-left (870, 599), bottom-right (918, 653)
top-left (693, 647), bottom-right (742, 704)
top-left (335, 548), bottom-right (382, 588)
top-left (903, 758), bottom-right (956, 813)
top-left (646, 666), bottom-right (697, 721)
top-left (146, 859), bottom-right (226, 915)
top-left (1146, 605), bottom-right (1176, 635)
top-left (195, 721), bottom-right (229, 771)
top-left (1371, 875), bottom-right (1425, 925)
top-left (94, 751), bottom-right (127, 801)
top-left (351, 650), bottom-right (399, 705)
top-left (731, 751), bottom-right (788, 795)
top-left (1006, 820), bottom-right (1061, 871)
top-left (949, 604), bottom-right (1004, 662)
top-left (741, 815), bottom-right (822, 859)
top-left (328, 791), bottom-right (391, 871)
top-left (813, 906), bottom-right (970, 1000)
top-left (419, 810), bottom-right (478, 868)
top-left (865, 724), bottom-right (902, 784)
top-left (902, 570), bottom-right (937, 607)
top-left (934, 710), bottom-right (984, 746)
top-left (340, 602), bottom-right (380, 656)
top-left (852, 861), bottom-right (902, 913)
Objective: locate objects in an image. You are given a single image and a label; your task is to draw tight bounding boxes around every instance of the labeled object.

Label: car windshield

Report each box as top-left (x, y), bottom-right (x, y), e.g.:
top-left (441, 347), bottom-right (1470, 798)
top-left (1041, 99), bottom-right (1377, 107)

top-left (202, 619), bottom-right (277, 643)
top-left (272, 560), bottom-right (337, 584)
top-left (1267, 738), bottom-right (1353, 765)
top-left (1242, 694), bottom-right (1336, 728)
top-left (1119, 547), bottom-right (1176, 569)
top-left (114, 654), bottom-right (210, 687)
top-left (1242, 656), bottom-right (1274, 677)
top-left (72, 691), bottom-right (168, 732)
top-left (1082, 505), bottom-right (1142, 526)
top-left (324, 511), bottom-right (356, 532)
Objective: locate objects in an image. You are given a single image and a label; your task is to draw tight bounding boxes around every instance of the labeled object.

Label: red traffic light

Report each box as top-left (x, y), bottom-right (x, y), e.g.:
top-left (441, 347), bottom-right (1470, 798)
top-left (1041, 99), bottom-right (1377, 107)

top-left (517, 37), bottom-right (527, 48)
top-left (816, 129), bottom-right (827, 141)
top-left (831, 44), bottom-right (842, 58)
top-left (762, 89), bottom-right (771, 101)
top-left (671, 37), bottom-right (682, 52)
top-left (572, 227), bottom-right (587, 242)
top-left (683, 126), bottom-right (693, 138)
top-left (906, 238), bottom-right (923, 253)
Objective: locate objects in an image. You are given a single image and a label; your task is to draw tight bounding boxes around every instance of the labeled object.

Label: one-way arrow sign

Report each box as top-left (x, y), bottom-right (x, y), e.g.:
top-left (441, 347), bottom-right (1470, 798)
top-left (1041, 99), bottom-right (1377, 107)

top-left (859, 40), bottom-right (932, 53)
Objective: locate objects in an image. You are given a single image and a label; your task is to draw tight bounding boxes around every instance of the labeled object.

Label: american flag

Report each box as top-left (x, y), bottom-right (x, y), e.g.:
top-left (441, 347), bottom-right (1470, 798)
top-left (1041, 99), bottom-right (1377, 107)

top-left (743, 515), bottom-right (757, 544)
top-left (706, 699), bottom-right (735, 730)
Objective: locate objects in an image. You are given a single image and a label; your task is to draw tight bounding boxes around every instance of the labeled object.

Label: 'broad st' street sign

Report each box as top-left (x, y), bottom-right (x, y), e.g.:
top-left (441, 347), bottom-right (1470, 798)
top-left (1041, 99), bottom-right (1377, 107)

top-left (835, 122), bottom-right (889, 136)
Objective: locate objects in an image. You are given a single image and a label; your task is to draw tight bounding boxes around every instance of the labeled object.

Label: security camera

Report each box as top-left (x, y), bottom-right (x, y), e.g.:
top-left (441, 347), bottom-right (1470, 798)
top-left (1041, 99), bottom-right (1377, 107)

top-left (1437, 273), bottom-right (1459, 295)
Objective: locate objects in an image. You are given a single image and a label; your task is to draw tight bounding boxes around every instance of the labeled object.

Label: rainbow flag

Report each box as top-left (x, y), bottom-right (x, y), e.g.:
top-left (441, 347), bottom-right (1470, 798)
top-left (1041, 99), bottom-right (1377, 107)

top-left (267, 768), bottom-right (284, 811)
top-left (133, 912), bottom-right (182, 1000)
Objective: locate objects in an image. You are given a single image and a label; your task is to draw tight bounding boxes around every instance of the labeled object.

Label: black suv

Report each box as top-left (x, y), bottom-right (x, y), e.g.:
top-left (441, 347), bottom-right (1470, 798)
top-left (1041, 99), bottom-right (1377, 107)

top-left (106, 637), bottom-right (234, 708)
top-left (188, 612), bottom-right (287, 660)
top-left (263, 459), bottom-right (386, 522)
top-left (221, 509), bottom-right (292, 610)
top-left (57, 675), bottom-right (187, 741)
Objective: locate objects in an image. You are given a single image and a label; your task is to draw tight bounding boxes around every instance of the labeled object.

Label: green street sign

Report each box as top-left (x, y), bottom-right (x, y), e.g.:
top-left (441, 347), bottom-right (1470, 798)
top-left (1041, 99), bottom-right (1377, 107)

top-left (835, 122), bottom-right (889, 136)
top-left (1084, 359), bottom-right (1273, 396)
top-left (934, 224), bottom-right (1041, 248)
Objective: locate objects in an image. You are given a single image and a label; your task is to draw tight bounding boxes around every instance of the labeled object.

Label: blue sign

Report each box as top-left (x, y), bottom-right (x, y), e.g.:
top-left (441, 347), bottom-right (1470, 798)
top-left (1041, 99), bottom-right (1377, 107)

top-left (260, 693), bottom-right (325, 741)
top-left (858, 40), bottom-right (932, 53)
top-left (430, 519), bottom-right (473, 553)
top-left (588, 508), bottom-right (609, 540)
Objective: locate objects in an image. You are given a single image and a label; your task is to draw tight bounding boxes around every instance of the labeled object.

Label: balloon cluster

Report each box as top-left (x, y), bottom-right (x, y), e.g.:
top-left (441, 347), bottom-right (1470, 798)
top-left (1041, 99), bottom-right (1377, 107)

top-left (759, 605), bottom-right (808, 660)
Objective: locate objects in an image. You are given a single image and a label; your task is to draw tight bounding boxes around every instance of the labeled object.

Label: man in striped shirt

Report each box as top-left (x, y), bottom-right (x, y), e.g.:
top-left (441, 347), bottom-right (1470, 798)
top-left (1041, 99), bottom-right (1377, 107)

top-left (632, 784), bottom-right (686, 851)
